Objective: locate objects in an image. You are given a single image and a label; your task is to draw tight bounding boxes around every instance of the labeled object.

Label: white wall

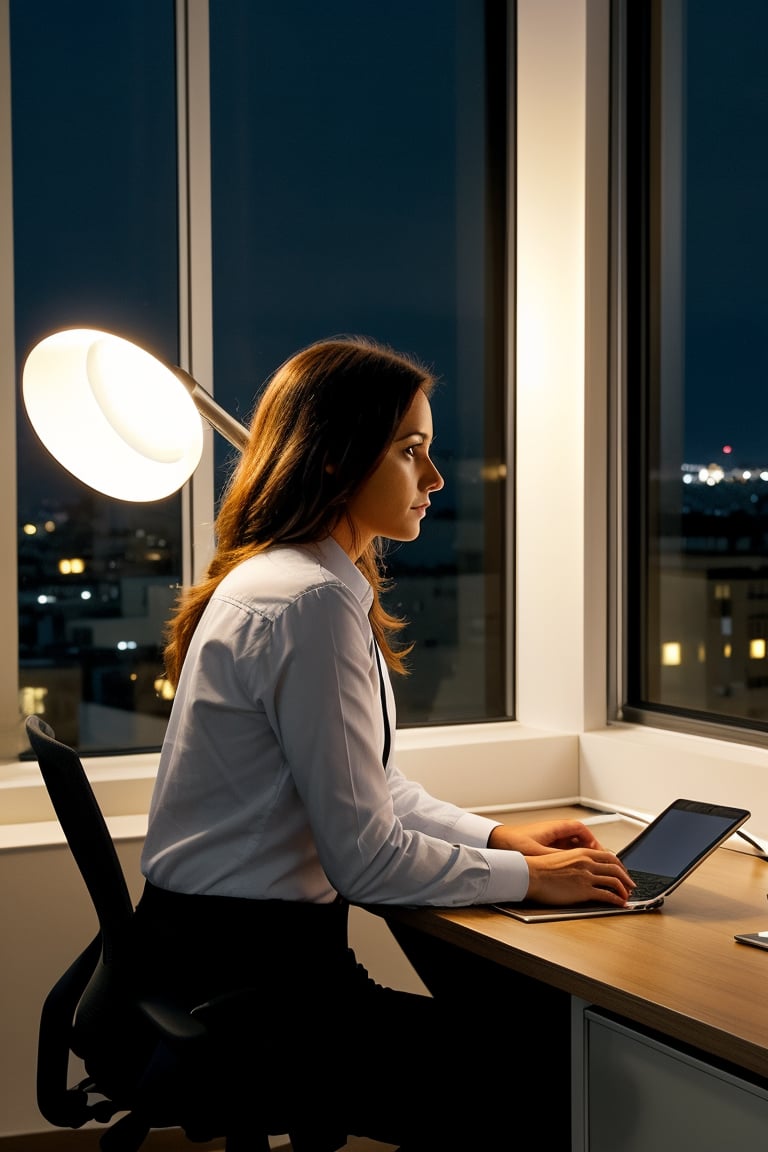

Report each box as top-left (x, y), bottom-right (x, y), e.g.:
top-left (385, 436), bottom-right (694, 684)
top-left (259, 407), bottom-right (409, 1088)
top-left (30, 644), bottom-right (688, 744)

top-left (513, 0), bottom-right (768, 836)
top-left (1, 840), bottom-right (132, 1139)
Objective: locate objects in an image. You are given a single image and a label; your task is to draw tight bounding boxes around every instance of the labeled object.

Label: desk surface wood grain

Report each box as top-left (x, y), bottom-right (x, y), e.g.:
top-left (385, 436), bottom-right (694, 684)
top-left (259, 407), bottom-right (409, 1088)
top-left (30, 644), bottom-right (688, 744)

top-left (374, 807), bottom-right (768, 1081)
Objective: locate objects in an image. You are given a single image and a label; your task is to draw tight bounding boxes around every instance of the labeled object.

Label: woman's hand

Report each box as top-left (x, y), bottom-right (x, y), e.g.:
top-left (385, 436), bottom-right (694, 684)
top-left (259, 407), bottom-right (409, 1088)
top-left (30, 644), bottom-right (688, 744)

top-left (487, 819), bottom-right (635, 906)
top-left (488, 818), bottom-right (604, 855)
top-left (523, 847), bottom-right (635, 906)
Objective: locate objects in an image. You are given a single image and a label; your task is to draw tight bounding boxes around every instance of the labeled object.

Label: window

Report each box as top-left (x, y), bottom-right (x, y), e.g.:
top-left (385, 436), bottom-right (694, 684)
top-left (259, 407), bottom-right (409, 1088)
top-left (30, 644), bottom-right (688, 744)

top-left (9, 0), bottom-right (512, 756)
top-left (11, 0), bottom-right (180, 753)
top-left (208, 0), bottom-right (511, 725)
top-left (620, 0), bottom-right (768, 744)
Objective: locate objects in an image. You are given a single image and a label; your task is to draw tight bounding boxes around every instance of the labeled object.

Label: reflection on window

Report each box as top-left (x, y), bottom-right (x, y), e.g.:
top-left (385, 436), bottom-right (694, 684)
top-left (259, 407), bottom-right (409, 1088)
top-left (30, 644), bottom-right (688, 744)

top-left (624, 0), bottom-right (768, 737)
top-left (12, 0), bottom-right (180, 752)
top-left (209, 0), bottom-right (510, 725)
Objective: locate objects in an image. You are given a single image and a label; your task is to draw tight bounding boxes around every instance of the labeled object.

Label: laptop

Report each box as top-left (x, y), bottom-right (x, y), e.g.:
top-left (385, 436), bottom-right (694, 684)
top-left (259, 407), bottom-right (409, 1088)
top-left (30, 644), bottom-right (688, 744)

top-left (493, 797), bottom-right (751, 923)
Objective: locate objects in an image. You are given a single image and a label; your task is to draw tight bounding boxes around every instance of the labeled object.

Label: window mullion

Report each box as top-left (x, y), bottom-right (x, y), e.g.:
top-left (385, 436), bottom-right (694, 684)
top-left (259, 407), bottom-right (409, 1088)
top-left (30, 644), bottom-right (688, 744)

top-left (177, 0), bottom-right (216, 586)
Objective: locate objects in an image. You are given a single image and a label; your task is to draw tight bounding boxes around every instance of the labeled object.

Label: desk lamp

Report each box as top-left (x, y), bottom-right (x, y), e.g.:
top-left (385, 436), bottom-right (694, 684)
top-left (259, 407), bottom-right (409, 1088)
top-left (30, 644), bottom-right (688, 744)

top-left (21, 328), bottom-right (248, 501)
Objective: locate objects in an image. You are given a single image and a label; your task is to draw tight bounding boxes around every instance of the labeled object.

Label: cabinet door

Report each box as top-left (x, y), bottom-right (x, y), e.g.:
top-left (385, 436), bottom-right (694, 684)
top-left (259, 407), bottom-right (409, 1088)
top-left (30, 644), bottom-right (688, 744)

top-left (576, 1006), bottom-right (768, 1151)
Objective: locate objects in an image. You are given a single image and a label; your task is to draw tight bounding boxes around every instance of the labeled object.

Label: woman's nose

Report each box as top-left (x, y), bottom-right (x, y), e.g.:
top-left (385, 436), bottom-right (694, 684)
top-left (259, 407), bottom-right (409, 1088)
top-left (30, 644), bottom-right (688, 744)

top-left (425, 457), bottom-right (444, 491)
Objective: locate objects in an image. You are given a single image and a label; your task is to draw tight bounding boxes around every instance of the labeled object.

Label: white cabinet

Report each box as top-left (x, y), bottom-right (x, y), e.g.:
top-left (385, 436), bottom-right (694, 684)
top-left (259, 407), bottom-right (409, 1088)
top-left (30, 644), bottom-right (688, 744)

top-left (572, 1000), bottom-right (768, 1151)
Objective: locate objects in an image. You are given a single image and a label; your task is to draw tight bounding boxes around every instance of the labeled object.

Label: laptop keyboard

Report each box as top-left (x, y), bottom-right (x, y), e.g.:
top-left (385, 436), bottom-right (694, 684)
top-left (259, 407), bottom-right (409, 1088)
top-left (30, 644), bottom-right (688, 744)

top-left (628, 869), bottom-right (672, 900)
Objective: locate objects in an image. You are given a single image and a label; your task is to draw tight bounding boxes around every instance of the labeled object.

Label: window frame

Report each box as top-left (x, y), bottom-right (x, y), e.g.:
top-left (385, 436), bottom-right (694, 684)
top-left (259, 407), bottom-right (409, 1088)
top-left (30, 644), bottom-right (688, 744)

top-left (615, 0), bottom-right (768, 751)
top-left (2, 0), bottom-right (768, 850)
top-left (0, 0), bottom-right (18, 757)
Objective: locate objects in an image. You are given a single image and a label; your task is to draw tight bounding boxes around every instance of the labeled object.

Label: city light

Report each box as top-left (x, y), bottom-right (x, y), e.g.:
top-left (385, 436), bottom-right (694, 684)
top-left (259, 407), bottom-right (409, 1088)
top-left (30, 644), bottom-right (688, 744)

top-left (58, 558), bottom-right (85, 575)
top-left (661, 642), bottom-right (682, 666)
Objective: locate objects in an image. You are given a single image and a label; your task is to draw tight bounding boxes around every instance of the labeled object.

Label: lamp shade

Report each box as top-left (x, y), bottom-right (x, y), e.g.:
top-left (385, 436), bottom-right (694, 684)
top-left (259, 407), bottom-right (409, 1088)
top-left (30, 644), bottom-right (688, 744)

top-left (22, 329), bottom-right (206, 501)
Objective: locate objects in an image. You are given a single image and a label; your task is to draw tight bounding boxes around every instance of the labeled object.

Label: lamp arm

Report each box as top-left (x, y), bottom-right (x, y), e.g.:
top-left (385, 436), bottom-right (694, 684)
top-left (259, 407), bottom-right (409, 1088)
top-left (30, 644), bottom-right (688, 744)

top-left (173, 368), bottom-right (249, 452)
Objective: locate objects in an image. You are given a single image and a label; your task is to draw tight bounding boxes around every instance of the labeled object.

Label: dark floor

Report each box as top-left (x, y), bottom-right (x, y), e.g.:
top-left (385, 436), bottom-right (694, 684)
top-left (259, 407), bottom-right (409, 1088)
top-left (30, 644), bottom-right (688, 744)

top-left (277, 1142), bottom-right (397, 1151)
top-left (6, 1132), bottom-right (399, 1152)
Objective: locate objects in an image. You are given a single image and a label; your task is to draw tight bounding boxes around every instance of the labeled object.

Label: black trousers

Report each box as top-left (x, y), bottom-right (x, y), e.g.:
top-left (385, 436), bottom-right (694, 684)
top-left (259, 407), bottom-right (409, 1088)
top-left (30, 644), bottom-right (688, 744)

top-left (129, 884), bottom-right (572, 1150)
top-left (387, 917), bottom-right (573, 1149)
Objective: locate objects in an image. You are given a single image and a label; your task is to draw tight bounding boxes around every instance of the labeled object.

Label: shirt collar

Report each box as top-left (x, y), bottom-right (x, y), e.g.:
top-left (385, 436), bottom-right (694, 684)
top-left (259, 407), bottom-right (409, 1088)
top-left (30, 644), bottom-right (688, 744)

top-left (313, 536), bottom-right (373, 615)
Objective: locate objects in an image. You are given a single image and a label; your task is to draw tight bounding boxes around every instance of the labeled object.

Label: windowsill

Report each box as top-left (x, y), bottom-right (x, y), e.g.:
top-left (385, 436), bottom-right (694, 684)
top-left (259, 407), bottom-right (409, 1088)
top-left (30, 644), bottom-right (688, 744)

top-left (3, 719), bottom-right (768, 849)
top-left (0, 750), bottom-right (161, 826)
top-left (0, 720), bottom-right (579, 837)
top-left (0, 811), bottom-right (151, 850)
top-left (580, 722), bottom-right (768, 844)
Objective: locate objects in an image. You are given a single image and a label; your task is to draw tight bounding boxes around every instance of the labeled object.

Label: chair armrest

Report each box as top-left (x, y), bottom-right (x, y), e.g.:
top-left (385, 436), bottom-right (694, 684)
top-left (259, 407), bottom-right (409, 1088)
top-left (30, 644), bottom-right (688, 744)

top-left (37, 934), bottom-right (118, 1128)
top-left (137, 997), bottom-right (209, 1043)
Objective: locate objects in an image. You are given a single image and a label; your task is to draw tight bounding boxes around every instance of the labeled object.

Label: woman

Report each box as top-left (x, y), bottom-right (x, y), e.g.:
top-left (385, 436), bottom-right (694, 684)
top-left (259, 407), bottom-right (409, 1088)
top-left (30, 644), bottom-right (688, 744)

top-left (131, 336), bottom-right (633, 1149)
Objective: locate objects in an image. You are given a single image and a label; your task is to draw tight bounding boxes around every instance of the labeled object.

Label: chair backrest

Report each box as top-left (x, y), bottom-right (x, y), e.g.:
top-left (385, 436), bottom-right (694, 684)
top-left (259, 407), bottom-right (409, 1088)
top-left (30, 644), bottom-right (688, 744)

top-left (25, 715), bottom-right (160, 1119)
top-left (24, 714), bottom-right (134, 962)
top-left (24, 714), bottom-right (338, 1152)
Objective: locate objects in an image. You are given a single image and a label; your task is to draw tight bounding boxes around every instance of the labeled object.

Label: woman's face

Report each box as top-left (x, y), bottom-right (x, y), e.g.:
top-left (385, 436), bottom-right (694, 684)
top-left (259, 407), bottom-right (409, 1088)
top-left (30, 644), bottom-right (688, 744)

top-left (335, 388), bottom-right (444, 558)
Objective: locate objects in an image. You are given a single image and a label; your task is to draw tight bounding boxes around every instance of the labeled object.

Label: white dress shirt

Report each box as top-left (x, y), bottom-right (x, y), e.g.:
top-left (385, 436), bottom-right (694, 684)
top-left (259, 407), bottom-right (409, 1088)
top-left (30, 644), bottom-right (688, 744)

top-left (142, 537), bottom-right (530, 905)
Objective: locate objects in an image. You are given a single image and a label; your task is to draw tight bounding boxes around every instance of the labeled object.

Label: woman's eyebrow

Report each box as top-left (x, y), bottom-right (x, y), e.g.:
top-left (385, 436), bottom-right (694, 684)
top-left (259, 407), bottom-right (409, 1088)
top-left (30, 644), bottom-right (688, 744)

top-left (394, 428), bottom-right (434, 443)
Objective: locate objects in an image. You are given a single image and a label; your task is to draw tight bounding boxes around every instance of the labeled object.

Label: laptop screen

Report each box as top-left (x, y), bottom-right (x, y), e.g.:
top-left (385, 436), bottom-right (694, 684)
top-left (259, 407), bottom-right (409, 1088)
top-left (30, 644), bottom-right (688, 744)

top-left (619, 805), bottom-right (746, 880)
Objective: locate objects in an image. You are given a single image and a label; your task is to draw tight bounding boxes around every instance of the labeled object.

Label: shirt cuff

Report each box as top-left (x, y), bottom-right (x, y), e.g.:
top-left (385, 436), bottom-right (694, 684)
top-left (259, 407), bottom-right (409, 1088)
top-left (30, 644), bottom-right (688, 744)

top-left (451, 810), bottom-right (502, 847)
top-left (450, 812), bottom-right (531, 903)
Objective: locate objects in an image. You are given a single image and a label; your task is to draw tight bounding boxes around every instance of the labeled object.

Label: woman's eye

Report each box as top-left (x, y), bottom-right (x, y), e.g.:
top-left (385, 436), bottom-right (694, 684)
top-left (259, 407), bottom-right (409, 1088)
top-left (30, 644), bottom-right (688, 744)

top-left (404, 445), bottom-right (416, 458)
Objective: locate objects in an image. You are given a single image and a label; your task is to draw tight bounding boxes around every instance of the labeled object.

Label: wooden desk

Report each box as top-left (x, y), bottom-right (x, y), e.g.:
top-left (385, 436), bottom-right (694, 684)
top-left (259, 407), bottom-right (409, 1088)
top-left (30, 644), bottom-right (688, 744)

top-left (377, 808), bottom-right (768, 1083)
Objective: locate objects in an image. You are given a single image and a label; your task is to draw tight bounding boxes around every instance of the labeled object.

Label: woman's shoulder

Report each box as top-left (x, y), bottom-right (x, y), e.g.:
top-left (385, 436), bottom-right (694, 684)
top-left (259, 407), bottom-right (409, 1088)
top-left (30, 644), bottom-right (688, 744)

top-left (215, 545), bottom-right (357, 615)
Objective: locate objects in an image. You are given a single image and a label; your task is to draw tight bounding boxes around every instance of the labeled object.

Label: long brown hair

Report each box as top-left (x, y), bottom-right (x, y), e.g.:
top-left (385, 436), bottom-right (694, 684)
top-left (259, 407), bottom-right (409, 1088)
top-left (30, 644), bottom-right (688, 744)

top-left (163, 335), bottom-right (436, 686)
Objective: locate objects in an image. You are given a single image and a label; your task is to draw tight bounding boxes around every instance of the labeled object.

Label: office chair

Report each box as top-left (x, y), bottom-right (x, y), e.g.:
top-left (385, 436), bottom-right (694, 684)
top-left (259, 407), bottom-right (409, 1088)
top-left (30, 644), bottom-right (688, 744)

top-left (24, 714), bottom-right (347, 1152)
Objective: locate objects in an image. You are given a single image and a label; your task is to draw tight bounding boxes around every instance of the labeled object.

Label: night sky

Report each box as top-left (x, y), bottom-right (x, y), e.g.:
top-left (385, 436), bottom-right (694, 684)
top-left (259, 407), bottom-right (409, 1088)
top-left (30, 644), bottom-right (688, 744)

top-left (683, 0), bottom-right (768, 467)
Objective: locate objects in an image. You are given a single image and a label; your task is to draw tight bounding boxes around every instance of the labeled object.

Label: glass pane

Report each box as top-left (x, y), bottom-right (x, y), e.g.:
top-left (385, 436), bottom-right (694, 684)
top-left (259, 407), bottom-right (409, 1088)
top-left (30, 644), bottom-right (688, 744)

top-left (625, 0), bottom-right (768, 735)
top-left (209, 0), bottom-right (510, 725)
top-left (12, 0), bottom-right (180, 752)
